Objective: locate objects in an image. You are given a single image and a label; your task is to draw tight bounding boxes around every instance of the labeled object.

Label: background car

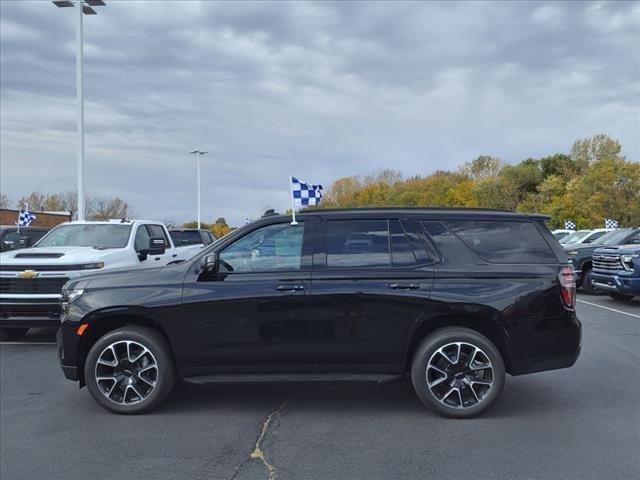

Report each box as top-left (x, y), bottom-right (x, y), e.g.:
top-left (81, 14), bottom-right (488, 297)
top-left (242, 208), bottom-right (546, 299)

top-left (561, 228), bottom-right (613, 246)
top-left (0, 226), bottom-right (48, 252)
top-left (564, 228), bottom-right (640, 294)
top-left (552, 229), bottom-right (574, 241)
top-left (169, 228), bottom-right (216, 247)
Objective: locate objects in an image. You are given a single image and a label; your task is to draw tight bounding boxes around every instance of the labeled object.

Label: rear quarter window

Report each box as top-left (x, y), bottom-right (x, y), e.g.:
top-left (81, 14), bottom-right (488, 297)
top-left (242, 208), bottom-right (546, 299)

top-left (444, 220), bottom-right (558, 264)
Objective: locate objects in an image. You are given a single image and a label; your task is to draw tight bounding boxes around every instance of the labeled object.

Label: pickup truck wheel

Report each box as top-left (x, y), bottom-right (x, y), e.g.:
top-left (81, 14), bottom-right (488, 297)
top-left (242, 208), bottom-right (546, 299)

top-left (0, 327), bottom-right (29, 341)
top-left (411, 327), bottom-right (505, 418)
top-left (608, 293), bottom-right (634, 301)
top-left (84, 326), bottom-right (176, 414)
top-left (581, 270), bottom-right (598, 295)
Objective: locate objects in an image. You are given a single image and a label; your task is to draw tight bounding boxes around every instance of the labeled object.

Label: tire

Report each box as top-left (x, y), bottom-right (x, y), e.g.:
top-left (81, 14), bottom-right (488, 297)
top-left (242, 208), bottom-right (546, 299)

top-left (581, 269), bottom-right (599, 295)
top-left (411, 327), bottom-right (505, 418)
top-left (608, 293), bottom-right (634, 301)
top-left (0, 327), bottom-right (29, 341)
top-left (84, 325), bottom-right (177, 414)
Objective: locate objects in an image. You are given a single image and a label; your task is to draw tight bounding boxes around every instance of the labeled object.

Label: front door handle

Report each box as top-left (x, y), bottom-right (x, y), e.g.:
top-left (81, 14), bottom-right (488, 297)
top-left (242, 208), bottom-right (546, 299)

top-left (277, 284), bottom-right (305, 292)
top-left (389, 283), bottom-right (420, 290)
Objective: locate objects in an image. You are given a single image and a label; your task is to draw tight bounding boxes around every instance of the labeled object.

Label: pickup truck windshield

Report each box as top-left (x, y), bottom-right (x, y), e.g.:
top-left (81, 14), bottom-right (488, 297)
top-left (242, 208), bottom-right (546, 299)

top-left (560, 230), bottom-right (590, 244)
top-left (37, 224), bottom-right (132, 249)
top-left (592, 229), bottom-right (633, 246)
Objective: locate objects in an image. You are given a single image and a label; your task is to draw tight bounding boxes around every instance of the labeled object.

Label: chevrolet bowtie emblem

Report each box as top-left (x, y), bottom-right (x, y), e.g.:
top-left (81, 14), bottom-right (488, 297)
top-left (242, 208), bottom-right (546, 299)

top-left (18, 270), bottom-right (39, 280)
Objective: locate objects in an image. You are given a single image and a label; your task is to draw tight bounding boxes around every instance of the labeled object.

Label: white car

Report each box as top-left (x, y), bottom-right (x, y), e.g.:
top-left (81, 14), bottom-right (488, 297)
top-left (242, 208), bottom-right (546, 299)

top-left (560, 228), bottom-right (614, 246)
top-left (0, 219), bottom-right (202, 340)
top-left (552, 229), bottom-right (575, 241)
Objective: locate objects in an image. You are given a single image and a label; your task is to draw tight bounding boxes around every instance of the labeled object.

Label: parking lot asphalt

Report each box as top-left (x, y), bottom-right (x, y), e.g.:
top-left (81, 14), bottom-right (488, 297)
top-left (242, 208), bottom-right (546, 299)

top-left (1, 293), bottom-right (639, 480)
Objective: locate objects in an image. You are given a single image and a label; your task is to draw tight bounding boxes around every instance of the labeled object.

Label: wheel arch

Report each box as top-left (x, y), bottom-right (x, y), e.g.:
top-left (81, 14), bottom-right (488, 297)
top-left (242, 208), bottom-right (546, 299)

top-left (75, 312), bottom-right (175, 387)
top-left (404, 314), bottom-right (513, 374)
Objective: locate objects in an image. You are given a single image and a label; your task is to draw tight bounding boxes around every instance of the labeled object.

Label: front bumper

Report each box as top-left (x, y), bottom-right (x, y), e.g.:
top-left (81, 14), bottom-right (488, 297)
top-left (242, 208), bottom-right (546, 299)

top-left (591, 271), bottom-right (640, 296)
top-left (57, 320), bottom-right (82, 383)
top-left (0, 297), bottom-right (61, 327)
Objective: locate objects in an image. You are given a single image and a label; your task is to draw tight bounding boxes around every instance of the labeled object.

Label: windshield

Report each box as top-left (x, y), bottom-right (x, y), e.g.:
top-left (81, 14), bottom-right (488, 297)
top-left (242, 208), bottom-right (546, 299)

top-left (36, 224), bottom-right (132, 248)
top-left (592, 229), bottom-right (633, 246)
top-left (560, 230), bottom-right (590, 244)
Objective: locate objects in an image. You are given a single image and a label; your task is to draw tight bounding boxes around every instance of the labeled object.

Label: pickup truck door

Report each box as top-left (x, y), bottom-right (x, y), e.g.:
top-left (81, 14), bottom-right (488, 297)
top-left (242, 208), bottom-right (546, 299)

top-left (133, 224), bottom-right (178, 267)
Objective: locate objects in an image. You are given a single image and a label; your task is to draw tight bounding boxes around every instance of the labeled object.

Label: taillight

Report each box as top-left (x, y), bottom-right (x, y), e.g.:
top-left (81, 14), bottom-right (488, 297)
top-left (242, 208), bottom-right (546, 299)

top-left (558, 265), bottom-right (576, 309)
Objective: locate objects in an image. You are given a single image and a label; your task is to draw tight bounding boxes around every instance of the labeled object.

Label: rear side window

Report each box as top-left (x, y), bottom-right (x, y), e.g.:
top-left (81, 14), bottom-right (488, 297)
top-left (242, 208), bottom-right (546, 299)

top-left (444, 220), bottom-right (557, 264)
top-left (326, 220), bottom-right (390, 268)
top-left (390, 220), bottom-right (417, 267)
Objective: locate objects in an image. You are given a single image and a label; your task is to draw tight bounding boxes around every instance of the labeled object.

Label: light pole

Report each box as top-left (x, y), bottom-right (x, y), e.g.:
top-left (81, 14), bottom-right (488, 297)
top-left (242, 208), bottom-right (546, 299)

top-left (53, 0), bottom-right (105, 221)
top-left (189, 150), bottom-right (207, 228)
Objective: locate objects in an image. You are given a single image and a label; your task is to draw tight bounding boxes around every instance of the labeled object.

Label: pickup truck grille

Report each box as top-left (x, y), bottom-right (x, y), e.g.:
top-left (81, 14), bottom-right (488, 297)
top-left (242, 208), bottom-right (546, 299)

top-left (592, 254), bottom-right (622, 271)
top-left (0, 277), bottom-right (68, 294)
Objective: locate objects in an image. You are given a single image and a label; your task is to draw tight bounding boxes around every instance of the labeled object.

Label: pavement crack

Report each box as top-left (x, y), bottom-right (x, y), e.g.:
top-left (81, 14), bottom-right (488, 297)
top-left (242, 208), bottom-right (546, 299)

top-left (234, 389), bottom-right (295, 480)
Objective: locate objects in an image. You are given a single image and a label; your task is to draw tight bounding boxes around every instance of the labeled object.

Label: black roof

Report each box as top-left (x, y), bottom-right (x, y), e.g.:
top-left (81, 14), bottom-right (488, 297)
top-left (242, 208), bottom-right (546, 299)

top-left (264, 207), bottom-right (550, 221)
top-left (0, 225), bottom-right (48, 232)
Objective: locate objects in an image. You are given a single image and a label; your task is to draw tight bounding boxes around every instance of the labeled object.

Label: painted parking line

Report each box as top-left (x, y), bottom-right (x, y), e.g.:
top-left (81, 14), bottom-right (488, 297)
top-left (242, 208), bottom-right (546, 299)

top-left (577, 299), bottom-right (640, 319)
top-left (0, 342), bottom-right (55, 346)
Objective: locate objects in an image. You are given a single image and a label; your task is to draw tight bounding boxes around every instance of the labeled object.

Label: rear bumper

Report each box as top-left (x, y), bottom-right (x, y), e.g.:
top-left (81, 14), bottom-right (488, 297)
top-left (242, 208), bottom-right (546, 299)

top-left (591, 271), bottom-right (640, 296)
top-left (512, 345), bottom-right (581, 376)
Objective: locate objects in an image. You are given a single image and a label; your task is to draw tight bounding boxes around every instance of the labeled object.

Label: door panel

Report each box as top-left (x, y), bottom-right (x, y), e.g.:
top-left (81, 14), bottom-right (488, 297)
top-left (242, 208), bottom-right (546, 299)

top-left (176, 221), bottom-right (314, 375)
top-left (307, 218), bottom-right (433, 371)
top-left (308, 271), bottom-right (431, 370)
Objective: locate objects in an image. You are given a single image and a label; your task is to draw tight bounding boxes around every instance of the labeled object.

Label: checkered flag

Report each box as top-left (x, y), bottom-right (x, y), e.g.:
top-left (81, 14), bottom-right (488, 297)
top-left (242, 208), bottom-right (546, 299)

top-left (18, 209), bottom-right (36, 227)
top-left (564, 220), bottom-right (576, 230)
top-left (605, 218), bottom-right (619, 229)
top-left (291, 176), bottom-right (323, 207)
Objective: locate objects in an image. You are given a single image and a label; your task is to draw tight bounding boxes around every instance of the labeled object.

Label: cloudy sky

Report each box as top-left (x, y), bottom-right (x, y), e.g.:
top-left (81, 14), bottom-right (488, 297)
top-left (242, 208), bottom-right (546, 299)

top-left (1, 1), bottom-right (638, 225)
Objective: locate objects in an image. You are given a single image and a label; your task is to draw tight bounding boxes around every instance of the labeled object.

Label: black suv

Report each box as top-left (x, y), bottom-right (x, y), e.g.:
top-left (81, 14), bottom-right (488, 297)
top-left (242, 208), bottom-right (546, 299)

top-left (57, 209), bottom-right (581, 417)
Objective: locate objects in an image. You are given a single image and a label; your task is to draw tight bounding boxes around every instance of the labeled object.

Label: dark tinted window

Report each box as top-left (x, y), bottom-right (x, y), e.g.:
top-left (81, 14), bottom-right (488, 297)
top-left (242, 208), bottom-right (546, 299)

top-left (170, 230), bottom-right (203, 245)
top-left (28, 230), bottom-right (47, 242)
top-left (147, 224), bottom-right (170, 247)
top-left (624, 231), bottom-right (640, 245)
top-left (327, 220), bottom-right (390, 268)
top-left (444, 220), bottom-right (557, 263)
top-left (583, 231), bottom-right (607, 243)
top-left (390, 220), bottom-right (416, 267)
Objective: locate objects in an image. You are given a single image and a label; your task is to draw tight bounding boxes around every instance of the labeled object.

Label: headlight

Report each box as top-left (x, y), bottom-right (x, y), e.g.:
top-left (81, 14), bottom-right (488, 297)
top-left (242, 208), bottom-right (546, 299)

top-left (79, 262), bottom-right (104, 270)
top-left (621, 254), bottom-right (639, 271)
top-left (62, 288), bottom-right (84, 303)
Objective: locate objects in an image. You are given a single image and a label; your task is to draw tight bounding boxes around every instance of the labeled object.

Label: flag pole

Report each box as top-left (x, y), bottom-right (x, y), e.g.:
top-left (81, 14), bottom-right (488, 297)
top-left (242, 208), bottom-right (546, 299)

top-left (289, 176), bottom-right (298, 225)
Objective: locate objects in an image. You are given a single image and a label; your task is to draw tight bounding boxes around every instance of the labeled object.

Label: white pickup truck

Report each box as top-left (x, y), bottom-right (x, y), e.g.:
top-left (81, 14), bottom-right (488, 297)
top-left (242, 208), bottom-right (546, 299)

top-left (0, 219), bottom-right (203, 340)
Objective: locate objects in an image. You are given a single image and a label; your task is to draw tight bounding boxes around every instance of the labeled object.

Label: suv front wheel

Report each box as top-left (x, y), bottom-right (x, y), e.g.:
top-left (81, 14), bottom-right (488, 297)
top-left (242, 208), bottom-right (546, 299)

top-left (84, 326), bottom-right (177, 414)
top-left (411, 327), bottom-right (505, 418)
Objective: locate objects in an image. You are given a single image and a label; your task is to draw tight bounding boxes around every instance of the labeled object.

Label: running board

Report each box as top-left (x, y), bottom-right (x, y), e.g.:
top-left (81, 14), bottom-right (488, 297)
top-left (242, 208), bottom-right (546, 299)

top-left (182, 373), bottom-right (404, 385)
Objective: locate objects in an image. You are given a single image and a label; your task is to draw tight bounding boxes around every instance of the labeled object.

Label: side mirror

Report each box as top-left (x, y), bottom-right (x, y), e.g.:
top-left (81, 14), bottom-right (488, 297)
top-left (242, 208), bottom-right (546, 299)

top-left (19, 236), bottom-right (32, 248)
top-left (201, 253), bottom-right (218, 272)
top-left (148, 236), bottom-right (166, 256)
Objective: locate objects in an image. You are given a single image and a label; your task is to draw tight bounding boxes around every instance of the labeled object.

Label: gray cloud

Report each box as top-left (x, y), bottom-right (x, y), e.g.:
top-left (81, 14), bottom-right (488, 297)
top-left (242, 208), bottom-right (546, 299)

top-left (1, 0), bottom-right (638, 225)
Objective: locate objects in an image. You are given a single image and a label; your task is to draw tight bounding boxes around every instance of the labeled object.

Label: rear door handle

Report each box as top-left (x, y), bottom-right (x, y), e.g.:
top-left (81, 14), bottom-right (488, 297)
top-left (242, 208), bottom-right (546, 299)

top-left (277, 284), bottom-right (305, 292)
top-left (389, 283), bottom-right (420, 290)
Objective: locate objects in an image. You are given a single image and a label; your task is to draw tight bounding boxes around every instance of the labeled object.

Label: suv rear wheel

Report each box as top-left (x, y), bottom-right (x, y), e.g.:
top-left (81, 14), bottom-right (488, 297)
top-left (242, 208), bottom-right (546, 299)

top-left (84, 326), bottom-right (177, 414)
top-left (411, 327), bottom-right (505, 418)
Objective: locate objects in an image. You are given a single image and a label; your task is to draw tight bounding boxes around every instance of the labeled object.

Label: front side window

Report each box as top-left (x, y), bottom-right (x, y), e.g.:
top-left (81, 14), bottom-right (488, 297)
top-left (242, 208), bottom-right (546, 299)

top-left (326, 220), bottom-right (390, 268)
top-left (2, 231), bottom-right (21, 250)
top-left (219, 223), bottom-right (304, 273)
top-left (37, 224), bottom-right (132, 249)
top-left (134, 226), bottom-right (151, 253)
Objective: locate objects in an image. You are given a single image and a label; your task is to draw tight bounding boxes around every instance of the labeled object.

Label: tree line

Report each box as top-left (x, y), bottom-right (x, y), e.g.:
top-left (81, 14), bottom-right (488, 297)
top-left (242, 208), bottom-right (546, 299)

top-left (0, 190), bottom-right (133, 221)
top-left (315, 134), bottom-right (640, 229)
